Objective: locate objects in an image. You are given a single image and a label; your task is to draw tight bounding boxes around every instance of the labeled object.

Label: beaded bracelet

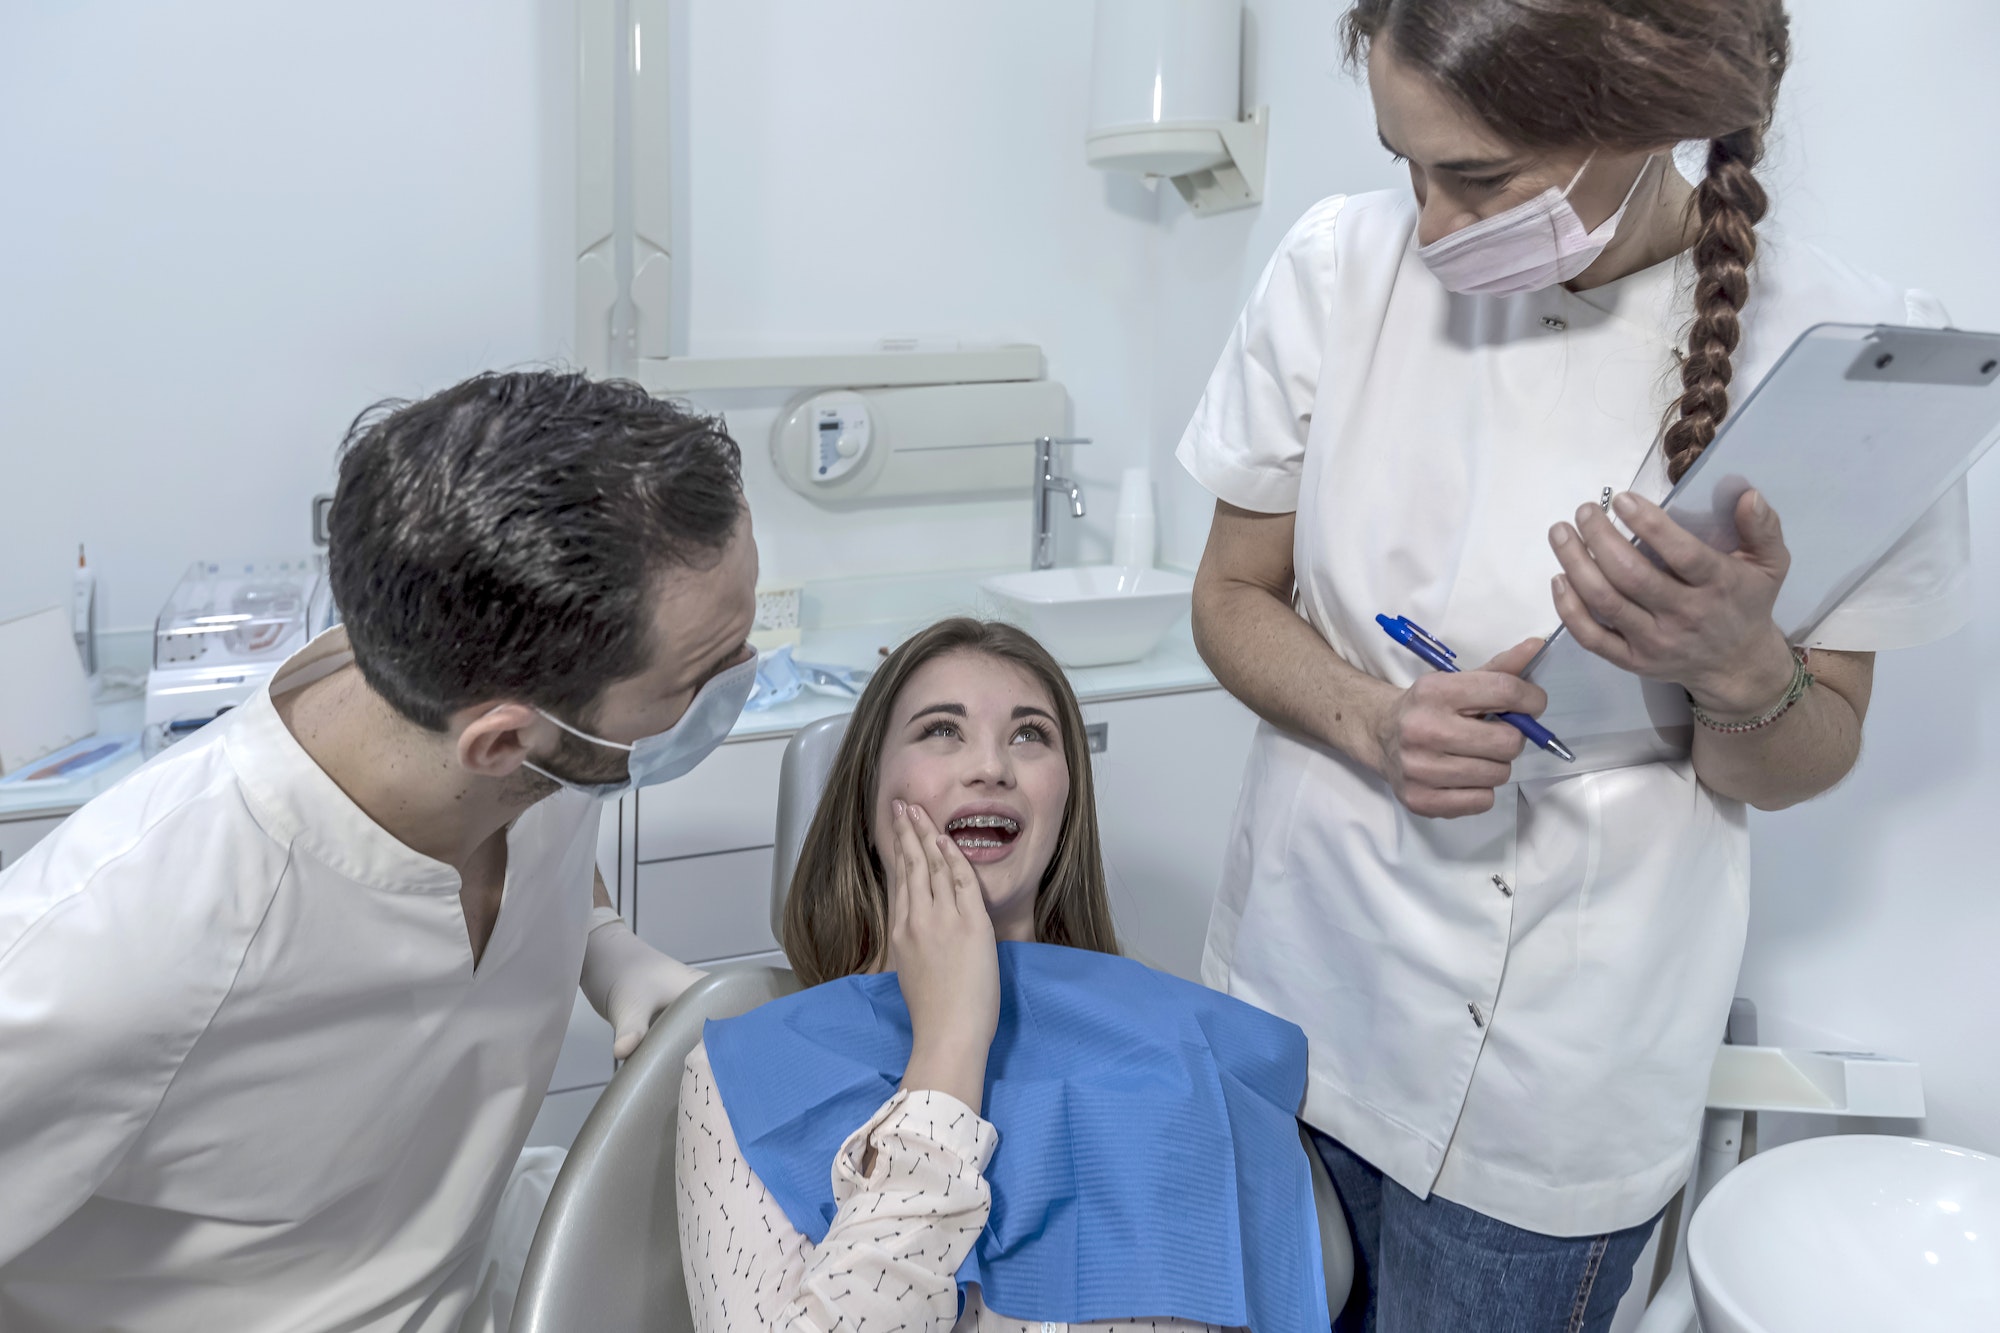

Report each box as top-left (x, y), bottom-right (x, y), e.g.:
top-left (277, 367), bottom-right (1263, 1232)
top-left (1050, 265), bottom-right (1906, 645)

top-left (1689, 647), bottom-right (1814, 735)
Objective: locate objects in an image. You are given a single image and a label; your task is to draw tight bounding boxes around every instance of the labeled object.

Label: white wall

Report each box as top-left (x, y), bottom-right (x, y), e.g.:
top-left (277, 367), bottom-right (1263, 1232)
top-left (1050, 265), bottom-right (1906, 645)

top-left (0, 1), bottom-right (1166, 631)
top-left (1732, 0), bottom-right (2000, 1156)
top-left (0, 1), bottom-right (569, 630)
top-left (677, 1), bottom-right (1164, 587)
top-left (1146, 2), bottom-right (1413, 570)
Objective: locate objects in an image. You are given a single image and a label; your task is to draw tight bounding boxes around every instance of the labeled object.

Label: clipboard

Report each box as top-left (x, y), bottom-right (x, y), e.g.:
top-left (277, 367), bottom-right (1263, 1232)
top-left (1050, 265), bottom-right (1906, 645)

top-left (1512, 322), bottom-right (2000, 781)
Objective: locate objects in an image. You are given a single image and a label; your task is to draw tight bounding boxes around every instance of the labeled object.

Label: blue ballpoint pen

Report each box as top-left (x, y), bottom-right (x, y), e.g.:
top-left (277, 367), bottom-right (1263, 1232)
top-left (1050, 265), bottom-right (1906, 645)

top-left (1374, 614), bottom-right (1576, 763)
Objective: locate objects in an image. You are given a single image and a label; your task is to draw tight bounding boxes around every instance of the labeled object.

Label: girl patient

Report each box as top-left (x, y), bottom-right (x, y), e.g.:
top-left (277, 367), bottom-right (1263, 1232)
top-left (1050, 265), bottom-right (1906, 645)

top-left (677, 619), bottom-right (1326, 1333)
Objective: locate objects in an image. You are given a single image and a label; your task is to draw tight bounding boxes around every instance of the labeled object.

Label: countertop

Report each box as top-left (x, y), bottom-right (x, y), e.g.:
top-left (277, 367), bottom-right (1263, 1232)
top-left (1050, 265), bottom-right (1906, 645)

top-left (0, 566), bottom-right (1218, 820)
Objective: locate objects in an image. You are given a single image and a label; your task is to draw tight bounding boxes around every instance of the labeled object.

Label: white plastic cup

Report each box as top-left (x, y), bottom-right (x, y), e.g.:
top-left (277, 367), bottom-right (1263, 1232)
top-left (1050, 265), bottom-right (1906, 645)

top-left (1113, 466), bottom-right (1157, 569)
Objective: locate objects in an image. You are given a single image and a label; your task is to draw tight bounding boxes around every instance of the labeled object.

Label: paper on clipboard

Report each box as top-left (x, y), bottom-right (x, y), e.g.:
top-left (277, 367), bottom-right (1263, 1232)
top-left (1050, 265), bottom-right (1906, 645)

top-left (1512, 322), bottom-right (2000, 781)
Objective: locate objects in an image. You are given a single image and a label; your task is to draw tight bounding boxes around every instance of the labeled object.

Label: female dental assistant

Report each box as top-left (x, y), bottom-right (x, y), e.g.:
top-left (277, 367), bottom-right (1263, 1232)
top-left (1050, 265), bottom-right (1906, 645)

top-left (1179, 2), bottom-right (1971, 1329)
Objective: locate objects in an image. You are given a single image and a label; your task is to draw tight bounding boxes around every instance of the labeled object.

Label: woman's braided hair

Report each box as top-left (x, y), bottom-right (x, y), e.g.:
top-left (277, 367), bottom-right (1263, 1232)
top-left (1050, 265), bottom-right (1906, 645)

top-left (1343, 0), bottom-right (1791, 480)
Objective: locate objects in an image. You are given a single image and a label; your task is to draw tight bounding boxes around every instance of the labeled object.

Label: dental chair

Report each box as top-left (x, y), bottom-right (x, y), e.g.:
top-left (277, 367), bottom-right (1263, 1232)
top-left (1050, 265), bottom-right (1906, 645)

top-left (513, 714), bottom-right (1352, 1333)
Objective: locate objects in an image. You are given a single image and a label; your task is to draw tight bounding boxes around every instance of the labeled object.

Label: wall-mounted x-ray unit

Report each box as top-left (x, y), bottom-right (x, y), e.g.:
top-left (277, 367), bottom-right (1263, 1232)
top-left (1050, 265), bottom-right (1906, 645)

top-left (575, 0), bottom-right (676, 377)
top-left (770, 381), bottom-right (1070, 509)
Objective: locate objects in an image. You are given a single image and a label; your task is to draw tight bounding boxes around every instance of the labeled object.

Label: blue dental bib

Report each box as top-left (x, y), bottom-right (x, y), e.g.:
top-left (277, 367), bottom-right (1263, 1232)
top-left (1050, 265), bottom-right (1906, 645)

top-left (702, 942), bottom-right (1327, 1332)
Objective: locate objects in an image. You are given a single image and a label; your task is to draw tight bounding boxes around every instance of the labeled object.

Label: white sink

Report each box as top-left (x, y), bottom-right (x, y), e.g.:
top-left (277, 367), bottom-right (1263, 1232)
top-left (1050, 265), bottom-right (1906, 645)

top-left (978, 565), bottom-right (1194, 667)
top-left (1690, 1135), bottom-right (2000, 1332)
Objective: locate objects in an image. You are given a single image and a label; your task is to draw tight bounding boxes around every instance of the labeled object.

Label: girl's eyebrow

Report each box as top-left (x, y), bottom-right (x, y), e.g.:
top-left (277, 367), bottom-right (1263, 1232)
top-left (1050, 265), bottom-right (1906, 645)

top-left (905, 702), bottom-right (1059, 730)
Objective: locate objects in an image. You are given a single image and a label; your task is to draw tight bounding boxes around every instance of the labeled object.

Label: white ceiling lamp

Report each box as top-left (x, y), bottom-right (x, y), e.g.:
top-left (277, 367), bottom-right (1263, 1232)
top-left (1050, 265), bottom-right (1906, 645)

top-left (1086, 0), bottom-right (1267, 216)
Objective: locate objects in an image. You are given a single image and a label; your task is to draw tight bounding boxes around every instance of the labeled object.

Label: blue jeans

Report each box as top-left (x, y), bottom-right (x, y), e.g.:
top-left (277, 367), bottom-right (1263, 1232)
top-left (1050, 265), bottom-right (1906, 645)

top-left (1310, 1129), bottom-right (1660, 1333)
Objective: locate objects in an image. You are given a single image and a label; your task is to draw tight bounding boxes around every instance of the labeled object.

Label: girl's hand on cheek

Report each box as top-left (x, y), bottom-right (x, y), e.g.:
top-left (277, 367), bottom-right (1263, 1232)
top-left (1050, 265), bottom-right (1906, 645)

top-left (886, 800), bottom-right (1001, 1112)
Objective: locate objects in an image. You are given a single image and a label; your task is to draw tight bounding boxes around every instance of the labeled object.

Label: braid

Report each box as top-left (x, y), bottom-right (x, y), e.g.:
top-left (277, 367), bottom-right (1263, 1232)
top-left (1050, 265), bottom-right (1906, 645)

top-left (1338, 0), bottom-right (1793, 479)
top-left (1662, 127), bottom-right (1770, 482)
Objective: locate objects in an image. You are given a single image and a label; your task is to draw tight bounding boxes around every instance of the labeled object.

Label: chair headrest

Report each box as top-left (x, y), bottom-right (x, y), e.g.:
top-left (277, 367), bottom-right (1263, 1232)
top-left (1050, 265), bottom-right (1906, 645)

top-left (769, 712), bottom-right (852, 941)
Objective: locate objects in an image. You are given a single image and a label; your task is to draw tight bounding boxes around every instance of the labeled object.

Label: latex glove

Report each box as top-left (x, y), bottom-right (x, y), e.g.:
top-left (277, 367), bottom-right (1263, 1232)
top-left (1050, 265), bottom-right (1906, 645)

top-left (579, 907), bottom-right (707, 1059)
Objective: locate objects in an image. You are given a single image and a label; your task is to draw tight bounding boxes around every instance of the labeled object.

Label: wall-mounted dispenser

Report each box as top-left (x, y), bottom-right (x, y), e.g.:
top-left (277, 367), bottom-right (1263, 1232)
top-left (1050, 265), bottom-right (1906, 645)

top-left (771, 381), bottom-right (1069, 509)
top-left (1086, 0), bottom-right (1266, 216)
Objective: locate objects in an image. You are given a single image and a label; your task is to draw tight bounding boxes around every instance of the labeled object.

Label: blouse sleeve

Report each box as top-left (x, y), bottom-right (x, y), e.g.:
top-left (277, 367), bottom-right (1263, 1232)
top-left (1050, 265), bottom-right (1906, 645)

top-left (677, 1042), bottom-right (998, 1333)
top-left (1801, 286), bottom-right (1974, 651)
top-left (1174, 194), bottom-right (1348, 515)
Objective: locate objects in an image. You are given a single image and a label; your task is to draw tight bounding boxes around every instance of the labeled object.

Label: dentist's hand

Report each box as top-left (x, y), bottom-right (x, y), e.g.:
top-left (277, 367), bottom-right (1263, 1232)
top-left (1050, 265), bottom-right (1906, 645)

top-left (1549, 490), bottom-right (1795, 717)
top-left (886, 800), bottom-right (1000, 1112)
top-left (579, 911), bottom-right (707, 1059)
top-left (1370, 638), bottom-right (1547, 819)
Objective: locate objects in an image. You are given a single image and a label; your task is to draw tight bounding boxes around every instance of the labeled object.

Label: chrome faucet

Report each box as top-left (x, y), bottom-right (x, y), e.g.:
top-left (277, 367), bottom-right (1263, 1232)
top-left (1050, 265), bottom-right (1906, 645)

top-left (1032, 435), bottom-right (1090, 571)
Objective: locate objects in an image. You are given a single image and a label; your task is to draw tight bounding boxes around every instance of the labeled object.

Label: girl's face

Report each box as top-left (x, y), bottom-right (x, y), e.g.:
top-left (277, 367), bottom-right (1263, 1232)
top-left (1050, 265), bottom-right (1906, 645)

top-left (870, 650), bottom-right (1072, 943)
top-left (1367, 35), bottom-right (1659, 249)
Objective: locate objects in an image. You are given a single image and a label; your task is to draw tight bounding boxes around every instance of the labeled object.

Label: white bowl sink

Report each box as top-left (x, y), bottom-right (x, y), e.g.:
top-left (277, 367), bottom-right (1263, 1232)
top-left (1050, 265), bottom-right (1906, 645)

top-left (978, 565), bottom-right (1194, 667)
top-left (1690, 1135), bottom-right (2000, 1333)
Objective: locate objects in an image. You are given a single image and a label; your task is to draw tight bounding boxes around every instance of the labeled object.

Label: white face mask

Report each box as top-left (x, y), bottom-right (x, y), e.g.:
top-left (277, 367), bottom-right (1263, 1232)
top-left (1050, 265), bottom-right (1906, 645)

top-left (1417, 153), bottom-right (1656, 297)
top-left (523, 653), bottom-right (758, 799)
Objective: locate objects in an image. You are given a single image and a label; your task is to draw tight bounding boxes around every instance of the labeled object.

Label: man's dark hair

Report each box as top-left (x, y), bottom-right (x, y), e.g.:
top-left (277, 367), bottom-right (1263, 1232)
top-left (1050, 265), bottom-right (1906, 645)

top-left (328, 370), bottom-right (744, 731)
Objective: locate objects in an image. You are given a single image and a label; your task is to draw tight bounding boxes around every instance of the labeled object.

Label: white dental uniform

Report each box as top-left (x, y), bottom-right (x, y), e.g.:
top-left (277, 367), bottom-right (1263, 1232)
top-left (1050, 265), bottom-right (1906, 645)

top-left (1179, 189), bottom-right (1972, 1237)
top-left (0, 629), bottom-right (598, 1331)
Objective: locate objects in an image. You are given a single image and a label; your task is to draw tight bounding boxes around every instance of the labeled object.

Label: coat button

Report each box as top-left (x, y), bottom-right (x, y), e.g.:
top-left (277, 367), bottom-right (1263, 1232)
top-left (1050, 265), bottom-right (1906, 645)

top-left (1491, 873), bottom-right (1513, 897)
top-left (1468, 1002), bottom-right (1486, 1029)
top-left (1541, 315), bottom-right (1568, 331)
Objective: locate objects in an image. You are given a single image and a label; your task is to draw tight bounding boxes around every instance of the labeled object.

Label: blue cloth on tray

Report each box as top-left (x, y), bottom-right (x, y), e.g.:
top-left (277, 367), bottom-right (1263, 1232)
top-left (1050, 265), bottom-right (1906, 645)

top-left (702, 941), bottom-right (1327, 1332)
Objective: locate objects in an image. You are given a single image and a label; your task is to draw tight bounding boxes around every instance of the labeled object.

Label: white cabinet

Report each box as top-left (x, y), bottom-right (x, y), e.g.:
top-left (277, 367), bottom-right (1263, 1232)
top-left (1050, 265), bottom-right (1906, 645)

top-left (1084, 690), bottom-right (1258, 980)
top-left (0, 814), bottom-right (68, 873)
top-left (623, 736), bottom-right (785, 966)
top-left (633, 737), bottom-right (786, 862)
top-left (633, 847), bottom-right (778, 964)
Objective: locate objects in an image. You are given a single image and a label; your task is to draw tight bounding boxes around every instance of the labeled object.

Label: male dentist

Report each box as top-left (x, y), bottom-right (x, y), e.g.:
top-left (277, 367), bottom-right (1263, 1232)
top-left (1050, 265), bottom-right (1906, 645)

top-left (0, 372), bottom-right (758, 1332)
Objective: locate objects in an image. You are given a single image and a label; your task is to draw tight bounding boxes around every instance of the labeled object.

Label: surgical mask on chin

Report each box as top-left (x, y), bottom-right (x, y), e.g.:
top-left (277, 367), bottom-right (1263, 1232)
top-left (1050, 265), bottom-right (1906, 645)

top-left (1417, 153), bottom-right (1656, 297)
top-left (522, 653), bottom-right (758, 799)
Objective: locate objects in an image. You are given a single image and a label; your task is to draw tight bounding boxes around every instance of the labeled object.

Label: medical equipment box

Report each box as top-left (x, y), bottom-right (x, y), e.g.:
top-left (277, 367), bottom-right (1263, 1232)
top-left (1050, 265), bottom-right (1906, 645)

top-left (144, 558), bottom-right (338, 750)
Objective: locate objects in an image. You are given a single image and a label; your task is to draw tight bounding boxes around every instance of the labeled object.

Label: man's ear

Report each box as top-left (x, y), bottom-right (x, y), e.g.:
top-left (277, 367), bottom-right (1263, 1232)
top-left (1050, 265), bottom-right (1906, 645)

top-left (455, 702), bottom-right (545, 779)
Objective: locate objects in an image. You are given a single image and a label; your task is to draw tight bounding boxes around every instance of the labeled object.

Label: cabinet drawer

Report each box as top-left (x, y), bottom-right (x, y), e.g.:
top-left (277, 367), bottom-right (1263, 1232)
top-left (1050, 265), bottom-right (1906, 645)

top-left (633, 737), bottom-right (786, 862)
top-left (632, 846), bottom-right (778, 966)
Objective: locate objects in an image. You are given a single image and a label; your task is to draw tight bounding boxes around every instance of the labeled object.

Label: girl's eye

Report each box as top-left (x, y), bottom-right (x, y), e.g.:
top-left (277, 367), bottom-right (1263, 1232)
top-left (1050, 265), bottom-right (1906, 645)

top-left (1012, 722), bottom-right (1053, 746)
top-left (1387, 150), bottom-right (1408, 165)
top-left (921, 720), bottom-right (960, 740)
top-left (1460, 172), bottom-right (1514, 192)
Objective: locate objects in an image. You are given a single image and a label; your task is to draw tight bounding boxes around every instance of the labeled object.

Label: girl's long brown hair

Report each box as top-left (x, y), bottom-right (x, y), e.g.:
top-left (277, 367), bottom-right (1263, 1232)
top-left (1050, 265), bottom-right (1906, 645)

top-left (782, 618), bottom-right (1120, 987)
top-left (1343, 0), bottom-right (1791, 481)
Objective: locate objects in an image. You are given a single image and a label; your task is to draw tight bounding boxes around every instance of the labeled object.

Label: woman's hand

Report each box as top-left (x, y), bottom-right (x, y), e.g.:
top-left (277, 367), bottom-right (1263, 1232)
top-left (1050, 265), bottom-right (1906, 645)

top-left (885, 800), bottom-right (1000, 1111)
top-left (1369, 638), bottom-right (1547, 818)
top-left (1549, 490), bottom-right (1797, 715)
